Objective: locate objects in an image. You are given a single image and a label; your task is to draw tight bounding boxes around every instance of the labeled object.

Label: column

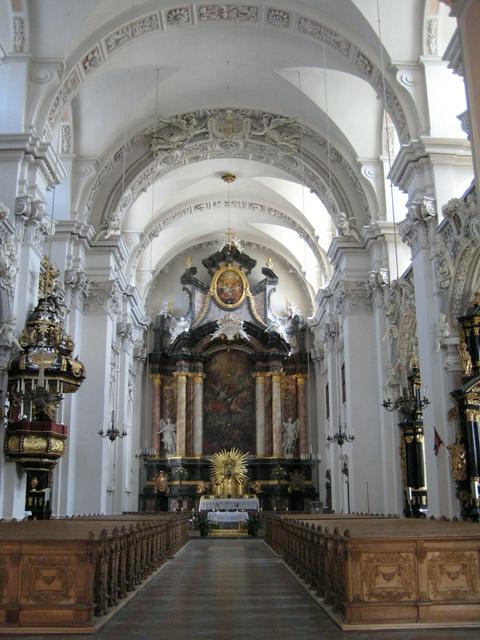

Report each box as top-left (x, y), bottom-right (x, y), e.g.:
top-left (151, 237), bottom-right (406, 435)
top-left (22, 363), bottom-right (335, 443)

top-left (399, 201), bottom-right (456, 516)
top-left (255, 372), bottom-right (266, 456)
top-left (175, 371), bottom-right (187, 457)
top-left (271, 371), bottom-right (282, 457)
top-left (192, 373), bottom-right (204, 456)
top-left (296, 374), bottom-right (308, 455)
top-left (151, 374), bottom-right (162, 452)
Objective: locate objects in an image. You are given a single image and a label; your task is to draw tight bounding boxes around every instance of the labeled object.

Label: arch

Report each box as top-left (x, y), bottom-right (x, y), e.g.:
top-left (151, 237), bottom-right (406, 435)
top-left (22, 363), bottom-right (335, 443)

top-left (43, 2), bottom-right (419, 143)
top-left (128, 199), bottom-right (330, 280)
top-left (85, 108), bottom-right (375, 235)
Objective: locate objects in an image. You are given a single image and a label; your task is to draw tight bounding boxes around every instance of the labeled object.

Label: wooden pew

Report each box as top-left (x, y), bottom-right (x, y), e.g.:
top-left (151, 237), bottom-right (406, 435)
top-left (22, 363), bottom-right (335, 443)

top-left (264, 513), bottom-right (480, 629)
top-left (0, 513), bottom-right (189, 634)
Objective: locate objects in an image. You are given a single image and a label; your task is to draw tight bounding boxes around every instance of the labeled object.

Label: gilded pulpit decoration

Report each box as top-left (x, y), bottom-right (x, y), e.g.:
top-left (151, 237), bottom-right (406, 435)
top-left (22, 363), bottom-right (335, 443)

top-left (5, 256), bottom-right (86, 516)
top-left (208, 448), bottom-right (249, 498)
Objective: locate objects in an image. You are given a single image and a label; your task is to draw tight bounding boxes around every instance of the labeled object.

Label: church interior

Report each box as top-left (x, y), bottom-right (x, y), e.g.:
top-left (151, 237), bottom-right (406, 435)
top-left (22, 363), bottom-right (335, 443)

top-left (2, 0), bottom-right (480, 637)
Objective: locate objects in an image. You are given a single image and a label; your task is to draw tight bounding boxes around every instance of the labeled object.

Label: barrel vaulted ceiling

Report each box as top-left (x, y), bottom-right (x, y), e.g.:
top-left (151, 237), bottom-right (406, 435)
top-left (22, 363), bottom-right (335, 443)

top-left (2, 0), bottom-right (461, 311)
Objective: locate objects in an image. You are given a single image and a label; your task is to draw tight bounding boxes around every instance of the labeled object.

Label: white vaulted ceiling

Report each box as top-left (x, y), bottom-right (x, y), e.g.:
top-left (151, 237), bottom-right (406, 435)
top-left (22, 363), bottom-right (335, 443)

top-left (15, 0), bottom-right (463, 314)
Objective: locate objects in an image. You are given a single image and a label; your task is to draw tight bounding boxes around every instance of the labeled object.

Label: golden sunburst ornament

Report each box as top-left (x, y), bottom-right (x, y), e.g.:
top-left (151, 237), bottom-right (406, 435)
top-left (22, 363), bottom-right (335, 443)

top-left (208, 448), bottom-right (249, 498)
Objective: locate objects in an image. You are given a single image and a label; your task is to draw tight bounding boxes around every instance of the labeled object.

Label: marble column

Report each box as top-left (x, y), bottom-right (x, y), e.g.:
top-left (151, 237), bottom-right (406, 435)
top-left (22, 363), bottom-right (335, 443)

top-left (192, 373), bottom-right (204, 456)
top-left (151, 374), bottom-right (162, 452)
top-left (272, 372), bottom-right (283, 457)
top-left (255, 372), bottom-right (266, 456)
top-left (175, 372), bottom-right (187, 457)
top-left (296, 374), bottom-right (308, 455)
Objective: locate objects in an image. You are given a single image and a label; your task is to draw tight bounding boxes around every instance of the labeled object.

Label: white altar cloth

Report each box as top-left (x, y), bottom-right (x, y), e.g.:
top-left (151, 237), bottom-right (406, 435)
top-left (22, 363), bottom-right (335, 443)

top-left (207, 511), bottom-right (249, 523)
top-left (199, 497), bottom-right (259, 511)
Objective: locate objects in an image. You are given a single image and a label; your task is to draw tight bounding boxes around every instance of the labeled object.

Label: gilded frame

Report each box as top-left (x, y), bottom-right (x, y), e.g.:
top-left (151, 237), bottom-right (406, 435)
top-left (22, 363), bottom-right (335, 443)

top-left (211, 264), bottom-right (248, 310)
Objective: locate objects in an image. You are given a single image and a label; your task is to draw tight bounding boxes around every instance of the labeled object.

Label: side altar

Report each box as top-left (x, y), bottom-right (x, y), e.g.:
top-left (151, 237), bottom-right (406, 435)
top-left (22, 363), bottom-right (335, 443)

top-left (139, 239), bottom-right (316, 511)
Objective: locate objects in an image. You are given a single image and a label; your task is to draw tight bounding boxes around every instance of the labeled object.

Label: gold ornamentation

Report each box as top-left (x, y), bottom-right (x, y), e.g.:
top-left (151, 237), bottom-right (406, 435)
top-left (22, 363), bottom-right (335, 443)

top-left (266, 256), bottom-right (273, 269)
top-left (23, 435), bottom-right (48, 453)
top-left (459, 340), bottom-right (473, 377)
top-left (49, 438), bottom-right (65, 454)
top-left (465, 408), bottom-right (480, 423)
top-left (211, 264), bottom-right (248, 310)
top-left (6, 434), bottom-right (21, 453)
top-left (185, 255), bottom-right (193, 268)
top-left (38, 256), bottom-right (59, 297)
top-left (221, 173), bottom-right (236, 184)
top-left (447, 435), bottom-right (467, 481)
top-left (152, 470), bottom-right (169, 493)
top-left (208, 448), bottom-right (249, 498)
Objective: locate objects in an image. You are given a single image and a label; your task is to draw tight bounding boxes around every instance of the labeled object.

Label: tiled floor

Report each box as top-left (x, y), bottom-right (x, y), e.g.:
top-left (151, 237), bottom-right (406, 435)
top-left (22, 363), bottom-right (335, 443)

top-left (6, 539), bottom-right (480, 640)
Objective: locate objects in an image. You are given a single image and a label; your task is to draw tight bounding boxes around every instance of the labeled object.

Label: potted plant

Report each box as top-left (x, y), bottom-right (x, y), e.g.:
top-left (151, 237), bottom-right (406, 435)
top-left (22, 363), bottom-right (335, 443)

top-left (247, 512), bottom-right (262, 537)
top-left (194, 513), bottom-right (218, 537)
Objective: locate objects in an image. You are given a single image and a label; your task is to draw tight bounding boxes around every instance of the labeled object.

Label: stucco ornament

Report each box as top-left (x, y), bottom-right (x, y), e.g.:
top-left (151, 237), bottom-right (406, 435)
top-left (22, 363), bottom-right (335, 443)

top-left (210, 313), bottom-right (250, 342)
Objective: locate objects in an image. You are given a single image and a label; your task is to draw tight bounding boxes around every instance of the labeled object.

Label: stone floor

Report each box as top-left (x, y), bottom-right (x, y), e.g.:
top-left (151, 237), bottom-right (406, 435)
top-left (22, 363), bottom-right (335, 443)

top-left (7, 539), bottom-right (480, 640)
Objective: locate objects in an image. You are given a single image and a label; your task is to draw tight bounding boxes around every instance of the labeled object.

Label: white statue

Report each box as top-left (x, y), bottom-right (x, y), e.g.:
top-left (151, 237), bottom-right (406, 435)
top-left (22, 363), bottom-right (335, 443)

top-left (282, 418), bottom-right (299, 455)
top-left (170, 316), bottom-right (190, 343)
top-left (159, 417), bottom-right (176, 455)
top-left (435, 313), bottom-right (451, 352)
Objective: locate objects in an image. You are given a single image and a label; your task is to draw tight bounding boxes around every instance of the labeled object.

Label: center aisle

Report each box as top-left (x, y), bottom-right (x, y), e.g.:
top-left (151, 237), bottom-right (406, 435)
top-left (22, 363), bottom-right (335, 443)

top-left (98, 538), bottom-right (335, 640)
top-left (12, 539), bottom-right (480, 640)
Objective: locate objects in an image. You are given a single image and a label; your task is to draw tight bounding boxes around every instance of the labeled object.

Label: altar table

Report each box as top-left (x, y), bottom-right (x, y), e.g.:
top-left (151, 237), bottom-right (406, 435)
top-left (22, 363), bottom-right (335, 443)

top-left (207, 511), bottom-right (250, 524)
top-left (199, 497), bottom-right (259, 511)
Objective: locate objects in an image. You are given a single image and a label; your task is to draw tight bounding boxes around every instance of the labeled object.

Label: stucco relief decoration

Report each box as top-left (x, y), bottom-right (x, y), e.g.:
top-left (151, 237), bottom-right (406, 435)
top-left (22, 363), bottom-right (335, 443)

top-left (426, 19), bottom-right (438, 55)
top-left (104, 13), bottom-right (160, 54)
top-left (83, 280), bottom-right (121, 315)
top-left (14, 196), bottom-right (54, 253)
top-left (355, 51), bottom-right (373, 77)
top-left (434, 189), bottom-right (479, 318)
top-left (47, 69), bottom-right (81, 127)
top-left (398, 197), bottom-right (437, 255)
top-left (0, 203), bottom-right (17, 298)
top-left (64, 268), bottom-right (92, 308)
top-left (166, 7), bottom-right (192, 25)
top-left (210, 313), bottom-right (250, 342)
top-left (13, 16), bottom-right (25, 53)
top-left (60, 124), bottom-right (72, 154)
top-left (267, 8), bottom-right (290, 27)
top-left (81, 45), bottom-right (103, 75)
top-left (431, 234), bottom-right (453, 292)
top-left (198, 5), bottom-right (257, 22)
top-left (96, 107), bottom-right (363, 237)
top-left (297, 17), bottom-right (350, 56)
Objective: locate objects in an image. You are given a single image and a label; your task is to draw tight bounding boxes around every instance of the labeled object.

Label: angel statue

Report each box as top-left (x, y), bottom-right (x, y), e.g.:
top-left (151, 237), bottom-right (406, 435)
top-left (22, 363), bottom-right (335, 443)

top-left (282, 418), bottom-right (299, 456)
top-left (159, 417), bottom-right (176, 455)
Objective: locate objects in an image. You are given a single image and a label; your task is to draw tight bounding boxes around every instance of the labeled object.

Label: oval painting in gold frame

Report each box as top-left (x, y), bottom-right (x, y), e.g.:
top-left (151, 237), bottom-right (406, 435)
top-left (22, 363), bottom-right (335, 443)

top-left (212, 265), bottom-right (248, 309)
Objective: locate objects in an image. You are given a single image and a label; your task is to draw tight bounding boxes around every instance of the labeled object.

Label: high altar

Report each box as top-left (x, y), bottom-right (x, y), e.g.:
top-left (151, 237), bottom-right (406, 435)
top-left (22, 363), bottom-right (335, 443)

top-left (140, 241), bottom-right (315, 511)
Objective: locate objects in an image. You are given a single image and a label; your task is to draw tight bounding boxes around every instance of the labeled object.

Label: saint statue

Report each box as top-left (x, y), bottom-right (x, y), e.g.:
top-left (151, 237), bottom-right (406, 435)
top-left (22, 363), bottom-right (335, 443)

top-left (159, 418), bottom-right (176, 455)
top-left (458, 341), bottom-right (473, 378)
top-left (447, 434), bottom-right (467, 482)
top-left (282, 418), bottom-right (299, 456)
top-left (152, 470), bottom-right (169, 493)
